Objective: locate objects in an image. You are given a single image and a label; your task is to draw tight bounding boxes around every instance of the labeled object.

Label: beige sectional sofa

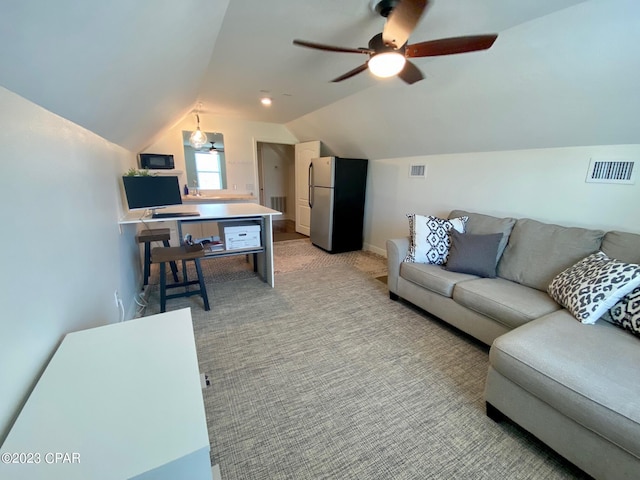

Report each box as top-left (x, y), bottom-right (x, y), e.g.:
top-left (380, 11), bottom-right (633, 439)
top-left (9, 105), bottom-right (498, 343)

top-left (386, 209), bottom-right (640, 480)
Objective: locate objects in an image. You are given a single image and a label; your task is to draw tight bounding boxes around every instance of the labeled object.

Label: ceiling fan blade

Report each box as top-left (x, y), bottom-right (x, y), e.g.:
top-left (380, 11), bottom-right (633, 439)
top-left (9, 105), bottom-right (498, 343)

top-left (383, 0), bottom-right (429, 49)
top-left (293, 39), bottom-right (372, 55)
top-left (331, 63), bottom-right (369, 82)
top-left (406, 34), bottom-right (498, 58)
top-left (397, 60), bottom-right (424, 84)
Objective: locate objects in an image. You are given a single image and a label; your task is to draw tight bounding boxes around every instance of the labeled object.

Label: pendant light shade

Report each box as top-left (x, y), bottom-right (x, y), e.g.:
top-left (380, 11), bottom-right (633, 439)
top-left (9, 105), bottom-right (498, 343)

top-left (189, 113), bottom-right (208, 149)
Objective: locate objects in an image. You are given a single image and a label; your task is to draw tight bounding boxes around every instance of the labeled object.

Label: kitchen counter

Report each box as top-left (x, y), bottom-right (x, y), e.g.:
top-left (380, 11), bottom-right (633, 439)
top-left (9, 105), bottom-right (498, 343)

top-left (182, 193), bottom-right (256, 204)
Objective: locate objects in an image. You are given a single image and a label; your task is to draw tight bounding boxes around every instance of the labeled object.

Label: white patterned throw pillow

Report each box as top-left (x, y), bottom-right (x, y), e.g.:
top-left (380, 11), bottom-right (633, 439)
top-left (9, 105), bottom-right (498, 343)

top-left (548, 251), bottom-right (640, 324)
top-left (404, 214), bottom-right (468, 265)
top-left (601, 286), bottom-right (640, 337)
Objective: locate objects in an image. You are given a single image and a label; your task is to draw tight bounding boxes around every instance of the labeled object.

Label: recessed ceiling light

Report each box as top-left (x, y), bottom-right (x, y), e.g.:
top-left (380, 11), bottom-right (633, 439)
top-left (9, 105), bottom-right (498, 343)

top-left (261, 97), bottom-right (272, 106)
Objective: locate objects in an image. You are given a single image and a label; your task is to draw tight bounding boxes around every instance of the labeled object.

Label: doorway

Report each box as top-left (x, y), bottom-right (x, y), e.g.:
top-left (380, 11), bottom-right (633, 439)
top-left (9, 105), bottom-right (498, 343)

top-left (256, 142), bottom-right (307, 241)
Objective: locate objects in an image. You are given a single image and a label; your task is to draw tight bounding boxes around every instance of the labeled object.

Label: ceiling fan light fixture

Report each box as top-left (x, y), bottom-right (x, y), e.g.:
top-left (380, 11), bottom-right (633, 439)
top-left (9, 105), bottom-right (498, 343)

top-left (189, 110), bottom-right (208, 149)
top-left (293, 2), bottom-right (496, 85)
top-left (368, 52), bottom-right (406, 78)
top-left (260, 97), bottom-right (272, 106)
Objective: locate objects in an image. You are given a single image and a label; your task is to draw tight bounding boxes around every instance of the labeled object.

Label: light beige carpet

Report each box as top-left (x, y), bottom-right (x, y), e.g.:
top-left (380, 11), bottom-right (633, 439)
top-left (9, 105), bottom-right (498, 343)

top-left (191, 265), bottom-right (588, 480)
top-left (273, 238), bottom-right (388, 278)
top-left (143, 238), bottom-right (387, 295)
top-left (140, 241), bottom-right (589, 479)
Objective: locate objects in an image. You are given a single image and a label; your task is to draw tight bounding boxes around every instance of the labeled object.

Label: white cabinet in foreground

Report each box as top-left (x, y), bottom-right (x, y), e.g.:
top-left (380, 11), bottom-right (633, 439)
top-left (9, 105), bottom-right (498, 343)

top-left (0, 309), bottom-right (212, 480)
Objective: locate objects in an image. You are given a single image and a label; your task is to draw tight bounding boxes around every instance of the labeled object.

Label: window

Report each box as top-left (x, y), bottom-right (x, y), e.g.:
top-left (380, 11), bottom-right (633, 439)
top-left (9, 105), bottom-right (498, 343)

top-left (195, 152), bottom-right (223, 189)
top-left (182, 130), bottom-right (226, 190)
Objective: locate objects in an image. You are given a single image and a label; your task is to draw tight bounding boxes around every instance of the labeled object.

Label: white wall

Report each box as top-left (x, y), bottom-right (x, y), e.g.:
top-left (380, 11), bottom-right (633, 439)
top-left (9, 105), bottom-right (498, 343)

top-left (143, 114), bottom-right (299, 197)
top-left (286, 0), bottom-right (640, 161)
top-left (282, 1), bottom-right (640, 257)
top-left (364, 144), bottom-right (640, 255)
top-left (0, 87), bottom-right (139, 441)
top-left (0, 0), bottom-right (230, 152)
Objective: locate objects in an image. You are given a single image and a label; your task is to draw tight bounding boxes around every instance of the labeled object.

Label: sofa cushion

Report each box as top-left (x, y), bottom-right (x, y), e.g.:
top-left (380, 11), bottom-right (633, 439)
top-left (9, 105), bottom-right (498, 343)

top-left (497, 218), bottom-right (605, 292)
top-left (449, 209), bottom-right (516, 261)
top-left (548, 251), bottom-right (640, 324)
top-left (445, 230), bottom-right (503, 278)
top-left (601, 230), bottom-right (640, 264)
top-left (452, 277), bottom-right (561, 329)
top-left (400, 262), bottom-right (477, 298)
top-left (490, 310), bottom-right (640, 460)
top-left (404, 214), bottom-right (467, 264)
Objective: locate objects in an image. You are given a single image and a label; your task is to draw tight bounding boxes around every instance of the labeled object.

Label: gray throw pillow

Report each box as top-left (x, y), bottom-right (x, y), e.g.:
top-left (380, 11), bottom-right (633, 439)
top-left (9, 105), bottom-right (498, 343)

top-left (448, 209), bottom-right (516, 261)
top-left (445, 230), bottom-right (503, 278)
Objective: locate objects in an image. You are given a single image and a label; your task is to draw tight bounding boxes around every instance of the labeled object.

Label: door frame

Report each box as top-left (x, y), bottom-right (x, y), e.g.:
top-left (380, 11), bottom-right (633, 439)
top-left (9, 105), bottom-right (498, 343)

top-left (252, 136), bottom-right (297, 215)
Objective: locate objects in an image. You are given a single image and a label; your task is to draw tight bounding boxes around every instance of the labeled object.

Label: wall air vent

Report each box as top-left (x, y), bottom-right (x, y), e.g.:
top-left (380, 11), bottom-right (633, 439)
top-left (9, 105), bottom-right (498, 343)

top-left (409, 164), bottom-right (426, 178)
top-left (586, 159), bottom-right (636, 184)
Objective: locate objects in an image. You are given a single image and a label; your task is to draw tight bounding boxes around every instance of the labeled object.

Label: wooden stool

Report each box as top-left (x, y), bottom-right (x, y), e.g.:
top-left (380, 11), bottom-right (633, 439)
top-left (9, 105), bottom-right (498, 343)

top-left (151, 245), bottom-right (210, 313)
top-left (136, 228), bottom-right (178, 286)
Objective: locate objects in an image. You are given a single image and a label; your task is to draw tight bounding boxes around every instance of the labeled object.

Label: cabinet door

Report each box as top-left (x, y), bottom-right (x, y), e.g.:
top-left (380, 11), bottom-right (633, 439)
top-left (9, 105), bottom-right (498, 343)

top-left (294, 141), bottom-right (321, 236)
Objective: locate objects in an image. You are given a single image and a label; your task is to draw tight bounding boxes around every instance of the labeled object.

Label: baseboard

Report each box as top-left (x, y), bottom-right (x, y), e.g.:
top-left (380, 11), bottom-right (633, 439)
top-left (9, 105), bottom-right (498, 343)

top-left (363, 243), bottom-right (386, 257)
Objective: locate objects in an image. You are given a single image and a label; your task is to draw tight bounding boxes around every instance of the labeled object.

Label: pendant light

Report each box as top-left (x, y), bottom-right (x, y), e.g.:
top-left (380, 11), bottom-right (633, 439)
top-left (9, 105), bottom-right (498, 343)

top-left (189, 105), bottom-right (208, 149)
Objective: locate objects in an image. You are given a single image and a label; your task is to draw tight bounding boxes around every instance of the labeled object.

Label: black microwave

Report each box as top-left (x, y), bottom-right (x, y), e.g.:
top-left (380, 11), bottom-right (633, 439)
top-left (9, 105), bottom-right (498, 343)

top-left (139, 153), bottom-right (174, 170)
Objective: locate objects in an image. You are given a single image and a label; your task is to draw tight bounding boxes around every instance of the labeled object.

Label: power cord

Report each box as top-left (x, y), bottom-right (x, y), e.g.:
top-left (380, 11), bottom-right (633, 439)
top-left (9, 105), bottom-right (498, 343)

top-left (134, 291), bottom-right (148, 318)
top-left (139, 209), bottom-right (153, 233)
top-left (117, 298), bottom-right (125, 322)
top-left (135, 292), bottom-right (148, 307)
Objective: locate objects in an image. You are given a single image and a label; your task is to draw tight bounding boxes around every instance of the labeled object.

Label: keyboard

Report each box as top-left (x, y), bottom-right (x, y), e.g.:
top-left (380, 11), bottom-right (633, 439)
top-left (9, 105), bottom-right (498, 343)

top-left (152, 211), bottom-right (201, 219)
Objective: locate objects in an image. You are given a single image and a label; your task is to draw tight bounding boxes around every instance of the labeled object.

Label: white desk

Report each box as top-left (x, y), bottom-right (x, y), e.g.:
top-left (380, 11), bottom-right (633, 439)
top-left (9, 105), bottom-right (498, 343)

top-left (119, 203), bottom-right (281, 287)
top-left (0, 309), bottom-right (212, 480)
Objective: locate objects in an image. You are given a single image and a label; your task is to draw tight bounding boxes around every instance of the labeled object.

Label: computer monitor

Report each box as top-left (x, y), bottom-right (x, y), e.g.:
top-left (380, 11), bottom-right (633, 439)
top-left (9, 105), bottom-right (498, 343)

top-left (122, 175), bottom-right (183, 210)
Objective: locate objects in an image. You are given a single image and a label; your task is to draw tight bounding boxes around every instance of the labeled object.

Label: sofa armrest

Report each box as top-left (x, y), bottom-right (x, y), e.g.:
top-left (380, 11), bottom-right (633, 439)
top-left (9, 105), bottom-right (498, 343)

top-left (386, 237), bottom-right (409, 295)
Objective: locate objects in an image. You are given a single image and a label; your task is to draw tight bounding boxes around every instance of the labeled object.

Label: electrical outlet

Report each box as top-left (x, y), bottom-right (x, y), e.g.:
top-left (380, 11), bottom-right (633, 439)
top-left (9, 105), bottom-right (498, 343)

top-left (200, 373), bottom-right (211, 389)
top-left (114, 290), bottom-right (120, 307)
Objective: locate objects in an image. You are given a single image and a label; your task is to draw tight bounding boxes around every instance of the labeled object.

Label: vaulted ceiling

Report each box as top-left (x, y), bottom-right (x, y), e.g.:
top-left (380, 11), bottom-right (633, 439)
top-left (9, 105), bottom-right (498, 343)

top-left (1, 0), bottom-right (638, 156)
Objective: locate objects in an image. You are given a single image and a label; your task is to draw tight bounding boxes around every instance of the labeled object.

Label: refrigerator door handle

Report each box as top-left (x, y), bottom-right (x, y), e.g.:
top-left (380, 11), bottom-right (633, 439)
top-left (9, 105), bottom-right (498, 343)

top-left (308, 163), bottom-right (314, 208)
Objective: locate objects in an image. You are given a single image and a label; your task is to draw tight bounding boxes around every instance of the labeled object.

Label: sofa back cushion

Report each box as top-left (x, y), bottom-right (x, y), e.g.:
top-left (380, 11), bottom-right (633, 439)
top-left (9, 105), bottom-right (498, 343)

top-left (497, 218), bottom-right (605, 291)
top-left (448, 210), bottom-right (516, 261)
top-left (601, 231), bottom-right (640, 264)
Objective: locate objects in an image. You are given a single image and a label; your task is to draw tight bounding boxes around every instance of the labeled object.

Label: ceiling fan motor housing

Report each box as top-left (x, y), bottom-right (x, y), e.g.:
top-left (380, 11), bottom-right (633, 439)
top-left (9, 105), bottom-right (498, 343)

top-left (372, 0), bottom-right (400, 18)
top-left (368, 32), bottom-right (405, 56)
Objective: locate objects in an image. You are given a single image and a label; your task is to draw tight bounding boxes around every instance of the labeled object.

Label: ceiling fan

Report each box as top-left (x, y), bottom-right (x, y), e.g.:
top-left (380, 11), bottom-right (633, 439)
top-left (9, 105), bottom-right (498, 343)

top-left (207, 142), bottom-right (224, 154)
top-left (293, 0), bottom-right (498, 84)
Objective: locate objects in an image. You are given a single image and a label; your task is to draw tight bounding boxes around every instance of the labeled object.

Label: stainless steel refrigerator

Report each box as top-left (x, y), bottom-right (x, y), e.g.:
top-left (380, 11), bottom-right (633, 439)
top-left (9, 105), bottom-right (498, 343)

top-left (309, 156), bottom-right (368, 253)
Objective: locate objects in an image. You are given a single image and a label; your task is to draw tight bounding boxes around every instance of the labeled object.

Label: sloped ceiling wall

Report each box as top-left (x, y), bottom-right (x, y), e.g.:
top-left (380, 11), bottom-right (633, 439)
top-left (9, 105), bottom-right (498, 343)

top-left (0, 0), bottom-right (229, 152)
top-left (286, 0), bottom-right (640, 159)
top-left (0, 0), bottom-right (637, 157)
top-left (196, 0), bottom-right (589, 124)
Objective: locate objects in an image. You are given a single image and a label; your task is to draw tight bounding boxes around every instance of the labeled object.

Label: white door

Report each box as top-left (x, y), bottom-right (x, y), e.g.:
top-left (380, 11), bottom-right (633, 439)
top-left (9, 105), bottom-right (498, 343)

top-left (295, 141), bottom-right (321, 235)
